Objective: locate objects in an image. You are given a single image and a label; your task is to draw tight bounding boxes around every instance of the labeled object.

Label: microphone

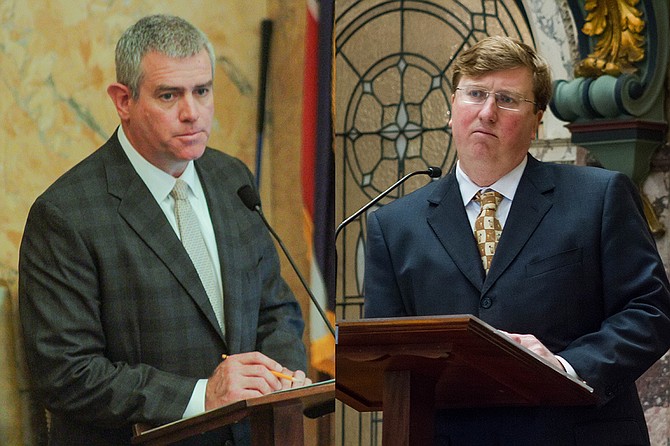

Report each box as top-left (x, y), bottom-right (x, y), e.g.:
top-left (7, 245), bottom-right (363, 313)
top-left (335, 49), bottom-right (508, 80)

top-left (335, 166), bottom-right (442, 240)
top-left (237, 185), bottom-right (336, 338)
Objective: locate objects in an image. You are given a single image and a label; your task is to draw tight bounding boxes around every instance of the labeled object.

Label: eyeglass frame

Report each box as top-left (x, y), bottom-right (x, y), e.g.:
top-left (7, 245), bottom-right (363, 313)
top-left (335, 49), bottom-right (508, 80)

top-left (454, 86), bottom-right (538, 112)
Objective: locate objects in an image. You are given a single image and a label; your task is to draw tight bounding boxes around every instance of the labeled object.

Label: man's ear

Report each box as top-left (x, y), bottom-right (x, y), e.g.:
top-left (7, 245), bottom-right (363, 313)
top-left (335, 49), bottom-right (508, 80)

top-left (531, 110), bottom-right (544, 141)
top-left (107, 83), bottom-right (132, 120)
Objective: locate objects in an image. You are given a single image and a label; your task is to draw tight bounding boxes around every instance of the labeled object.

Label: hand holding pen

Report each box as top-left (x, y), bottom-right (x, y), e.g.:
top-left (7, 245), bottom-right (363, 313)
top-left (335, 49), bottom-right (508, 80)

top-left (205, 351), bottom-right (311, 410)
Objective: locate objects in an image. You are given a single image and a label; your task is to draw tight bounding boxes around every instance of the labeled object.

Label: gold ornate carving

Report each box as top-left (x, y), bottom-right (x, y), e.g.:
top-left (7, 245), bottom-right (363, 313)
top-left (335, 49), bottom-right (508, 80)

top-left (575, 0), bottom-right (646, 77)
top-left (641, 192), bottom-right (665, 237)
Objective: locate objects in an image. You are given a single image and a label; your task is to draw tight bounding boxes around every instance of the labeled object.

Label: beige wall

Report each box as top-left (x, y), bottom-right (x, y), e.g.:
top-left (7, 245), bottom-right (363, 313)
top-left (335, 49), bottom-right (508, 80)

top-left (0, 0), bottom-right (314, 443)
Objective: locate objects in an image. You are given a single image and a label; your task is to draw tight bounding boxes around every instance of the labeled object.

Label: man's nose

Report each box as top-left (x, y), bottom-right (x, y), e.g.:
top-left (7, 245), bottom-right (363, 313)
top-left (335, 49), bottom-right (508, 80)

top-left (478, 94), bottom-right (498, 121)
top-left (179, 95), bottom-right (200, 122)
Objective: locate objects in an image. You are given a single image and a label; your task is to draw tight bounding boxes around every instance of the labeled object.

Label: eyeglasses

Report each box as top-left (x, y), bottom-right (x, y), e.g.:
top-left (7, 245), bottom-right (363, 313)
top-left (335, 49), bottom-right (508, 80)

top-left (455, 86), bottom-right (537, 111)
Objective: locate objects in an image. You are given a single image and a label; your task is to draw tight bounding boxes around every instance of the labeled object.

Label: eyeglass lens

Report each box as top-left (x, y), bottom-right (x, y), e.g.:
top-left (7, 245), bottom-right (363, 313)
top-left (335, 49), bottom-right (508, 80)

top-left (458, 87), bottom-right (527, 111)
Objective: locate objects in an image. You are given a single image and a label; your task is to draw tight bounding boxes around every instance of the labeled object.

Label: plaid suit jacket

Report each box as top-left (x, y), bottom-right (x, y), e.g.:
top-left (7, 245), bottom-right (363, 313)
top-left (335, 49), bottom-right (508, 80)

top-left (19, 132), bottom-right (306, 445)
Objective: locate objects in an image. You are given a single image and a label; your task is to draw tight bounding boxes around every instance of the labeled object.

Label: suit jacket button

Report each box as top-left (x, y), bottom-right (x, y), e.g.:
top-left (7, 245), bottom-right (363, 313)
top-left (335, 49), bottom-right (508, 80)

top-left (480, 297), bottom-right (493, 309)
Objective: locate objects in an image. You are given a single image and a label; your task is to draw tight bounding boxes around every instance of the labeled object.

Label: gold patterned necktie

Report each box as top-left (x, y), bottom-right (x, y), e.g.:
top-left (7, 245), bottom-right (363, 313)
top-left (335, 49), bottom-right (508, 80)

top-left (171, 179), bottom-right (225, 332)
top-left (474, 189), bottom-right (503, 273)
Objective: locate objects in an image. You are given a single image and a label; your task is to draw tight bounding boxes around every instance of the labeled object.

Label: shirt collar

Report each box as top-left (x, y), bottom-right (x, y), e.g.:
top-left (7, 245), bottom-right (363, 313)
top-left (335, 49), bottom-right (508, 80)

top-left (456, 155), bottom-right (528, 206)
top-left (117, 126), bottom-right (200, 202)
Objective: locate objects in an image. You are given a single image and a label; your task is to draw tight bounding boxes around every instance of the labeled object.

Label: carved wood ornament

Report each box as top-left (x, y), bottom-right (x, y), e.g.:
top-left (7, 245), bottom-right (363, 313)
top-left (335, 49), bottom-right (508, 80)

top-left (575, 0), bottom-right (646, 77)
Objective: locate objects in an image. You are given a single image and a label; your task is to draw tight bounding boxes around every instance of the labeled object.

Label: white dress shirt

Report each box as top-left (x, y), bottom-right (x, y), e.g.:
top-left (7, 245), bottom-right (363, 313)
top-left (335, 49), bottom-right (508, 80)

top-left (117, 126), bottom-right (213, 418)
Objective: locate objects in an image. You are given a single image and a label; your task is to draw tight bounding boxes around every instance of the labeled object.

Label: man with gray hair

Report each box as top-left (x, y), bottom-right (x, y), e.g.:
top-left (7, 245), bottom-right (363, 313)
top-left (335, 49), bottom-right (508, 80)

top-left (19, 15), bottom-right (309, 446)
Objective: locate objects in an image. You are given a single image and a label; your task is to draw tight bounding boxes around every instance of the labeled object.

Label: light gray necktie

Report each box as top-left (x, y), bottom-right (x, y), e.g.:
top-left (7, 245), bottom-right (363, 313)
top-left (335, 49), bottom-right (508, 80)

top-left (171, 179), bottom-right (224, 332)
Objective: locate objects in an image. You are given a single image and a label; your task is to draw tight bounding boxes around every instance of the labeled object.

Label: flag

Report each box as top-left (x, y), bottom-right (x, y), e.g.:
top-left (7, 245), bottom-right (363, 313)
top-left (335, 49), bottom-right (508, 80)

top-left (301, 0), bottom-right (335, 377)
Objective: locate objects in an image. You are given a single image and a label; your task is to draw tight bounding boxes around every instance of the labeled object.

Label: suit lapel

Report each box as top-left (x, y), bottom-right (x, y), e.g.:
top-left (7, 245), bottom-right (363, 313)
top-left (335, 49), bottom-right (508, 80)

top-left (103, 137), bottom-right (226, 342)
top-left (427, 174), bottom-right (485, 290)
top-left (196, 157), bottom-right (244, 354)
top-left (483, 156), bottom-right (554, 294)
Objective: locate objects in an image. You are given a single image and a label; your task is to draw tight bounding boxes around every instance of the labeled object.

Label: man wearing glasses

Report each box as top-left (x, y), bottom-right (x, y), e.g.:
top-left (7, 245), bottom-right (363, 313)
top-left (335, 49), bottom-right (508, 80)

top-left (364, 36), bottom-right (670, 445)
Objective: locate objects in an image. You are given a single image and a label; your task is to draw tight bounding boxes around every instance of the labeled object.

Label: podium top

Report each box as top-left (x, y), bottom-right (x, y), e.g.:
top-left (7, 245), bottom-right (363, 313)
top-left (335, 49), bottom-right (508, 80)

top-left (133, 379), bottom-right (334, 445)
top-left (336, 315), bottom-right (596, 412)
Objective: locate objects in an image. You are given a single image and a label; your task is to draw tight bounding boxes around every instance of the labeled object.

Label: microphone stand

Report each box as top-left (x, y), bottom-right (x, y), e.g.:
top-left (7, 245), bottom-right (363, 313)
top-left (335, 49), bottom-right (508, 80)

top-left (333, 167), bottom-right (442, 320)
top-left (258, 209), bottom-right (336, 337)
top-left (335, 167), bottom-right (442, 240)
top-left (238, 186), bottom-right (336, 338)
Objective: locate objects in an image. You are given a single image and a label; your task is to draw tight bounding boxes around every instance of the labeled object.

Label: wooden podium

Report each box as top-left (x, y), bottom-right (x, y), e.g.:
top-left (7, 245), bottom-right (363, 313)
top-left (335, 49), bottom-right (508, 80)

top-left (132, 379), bottom-right (334, 446)
top-left (336, 315), bottom-right (597, 445)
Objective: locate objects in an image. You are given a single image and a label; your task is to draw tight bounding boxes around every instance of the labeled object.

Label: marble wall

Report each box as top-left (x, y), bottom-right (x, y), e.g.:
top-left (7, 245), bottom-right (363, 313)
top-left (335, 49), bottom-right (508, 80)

top-left (0, 0), bottom-right (311, 444)
top-left (641, 157), bottom-right (670, 446)
top-left (0, 1), bottom-right (272, 272)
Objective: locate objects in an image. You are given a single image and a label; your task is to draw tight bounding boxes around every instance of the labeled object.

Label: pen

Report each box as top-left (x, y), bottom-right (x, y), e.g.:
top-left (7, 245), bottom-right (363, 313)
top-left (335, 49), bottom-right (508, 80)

top-left (221, 354), bottom-right (296, 382)
top-left (270, 370), bottom-right (297, 382)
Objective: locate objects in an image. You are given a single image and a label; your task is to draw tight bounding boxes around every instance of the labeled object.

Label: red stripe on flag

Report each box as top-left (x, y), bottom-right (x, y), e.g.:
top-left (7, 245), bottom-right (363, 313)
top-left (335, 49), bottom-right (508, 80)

top-left (301, 0), bottom-right (335, 377)
top-left (301, 5), bottom-right (319, 220)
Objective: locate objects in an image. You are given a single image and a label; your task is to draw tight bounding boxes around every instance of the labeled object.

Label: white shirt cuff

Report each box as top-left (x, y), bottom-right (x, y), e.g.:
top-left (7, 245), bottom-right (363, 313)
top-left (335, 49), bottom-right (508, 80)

top-left (555, 355), bottom-right (581, 380)
top-left (182, 379), bottom-right (208, 418)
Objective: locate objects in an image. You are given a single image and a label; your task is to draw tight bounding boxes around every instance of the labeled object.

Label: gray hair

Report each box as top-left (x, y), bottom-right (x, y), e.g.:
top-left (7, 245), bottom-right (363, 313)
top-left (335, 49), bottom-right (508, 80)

top-left (115, 14), bottom-right (216, 99)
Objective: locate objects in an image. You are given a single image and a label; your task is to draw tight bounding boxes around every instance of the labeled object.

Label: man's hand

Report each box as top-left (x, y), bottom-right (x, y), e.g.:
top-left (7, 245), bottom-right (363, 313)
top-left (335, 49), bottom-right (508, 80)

top-left (277, 367), bottom-right (312, 389)
top-left (204, 352), bottom-right (312, 410)
top-left (499, 331), bottom-right (565, 371)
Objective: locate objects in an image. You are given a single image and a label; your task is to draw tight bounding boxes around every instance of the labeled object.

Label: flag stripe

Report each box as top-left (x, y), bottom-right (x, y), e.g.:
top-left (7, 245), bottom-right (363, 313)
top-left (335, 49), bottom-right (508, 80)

top-left (302, 0), bottom-right (335, 377)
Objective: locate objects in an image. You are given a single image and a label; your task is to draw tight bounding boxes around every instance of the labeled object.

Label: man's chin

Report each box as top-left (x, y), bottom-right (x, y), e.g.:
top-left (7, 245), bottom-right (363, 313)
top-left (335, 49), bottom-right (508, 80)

top-left (182, 146), bottom-right (207, 161)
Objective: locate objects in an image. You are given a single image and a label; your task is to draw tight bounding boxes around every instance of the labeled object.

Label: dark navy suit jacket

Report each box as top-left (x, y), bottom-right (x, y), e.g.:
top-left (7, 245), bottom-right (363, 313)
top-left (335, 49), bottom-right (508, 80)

top-left (364, 155), bottom-right (670, 445)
